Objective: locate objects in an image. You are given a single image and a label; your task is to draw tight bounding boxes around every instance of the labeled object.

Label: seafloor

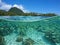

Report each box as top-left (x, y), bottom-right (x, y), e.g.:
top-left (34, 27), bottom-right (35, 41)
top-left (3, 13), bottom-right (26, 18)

top-left (0, 16), bottom-right (60, 45)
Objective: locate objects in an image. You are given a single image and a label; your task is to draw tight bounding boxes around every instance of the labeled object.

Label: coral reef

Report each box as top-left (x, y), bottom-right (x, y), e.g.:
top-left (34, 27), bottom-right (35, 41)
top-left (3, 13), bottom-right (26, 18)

top-left (43, 32), bottom-right (56, 45)
top-left (0, 16), bottom-right (60, 45)
top-left (44, 31), bottom-right (60, 43)
top-left (0, 22), bottom-right (14, 36)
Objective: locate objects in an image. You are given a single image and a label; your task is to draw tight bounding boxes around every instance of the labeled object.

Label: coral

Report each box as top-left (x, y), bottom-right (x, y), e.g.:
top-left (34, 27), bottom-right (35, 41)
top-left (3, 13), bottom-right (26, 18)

top-left (44, 30), bottom-right (60, 43)
top-left (17, 27), bottom-right (26, 36)
top-left (0, 21), bottom-right (19, 36)
top-left (0, 22), bottom-right (14, 36)
top-left (43, 31), bottom-right (60, 45)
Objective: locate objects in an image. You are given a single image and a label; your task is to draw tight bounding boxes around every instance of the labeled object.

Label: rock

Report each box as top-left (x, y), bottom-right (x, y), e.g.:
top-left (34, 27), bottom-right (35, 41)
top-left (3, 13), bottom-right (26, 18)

top-left (0, 35), bottom-right (5, 45)
top-left (22, 38), bottom-right (34, 45)
top-left (16, 36), bottom-right (23, 42)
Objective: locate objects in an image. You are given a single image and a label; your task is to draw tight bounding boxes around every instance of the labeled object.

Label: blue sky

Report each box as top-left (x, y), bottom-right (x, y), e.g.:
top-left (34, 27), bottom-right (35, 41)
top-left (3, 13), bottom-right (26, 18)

top-left (0, 0), bottom-right (60, 14)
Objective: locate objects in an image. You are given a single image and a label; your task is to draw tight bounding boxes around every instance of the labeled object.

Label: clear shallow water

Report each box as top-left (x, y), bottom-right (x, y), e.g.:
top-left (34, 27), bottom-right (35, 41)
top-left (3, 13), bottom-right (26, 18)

top-left (0, 16), bottom-right (60, 45)
top-left (0, 16), bottom-right (49, 21)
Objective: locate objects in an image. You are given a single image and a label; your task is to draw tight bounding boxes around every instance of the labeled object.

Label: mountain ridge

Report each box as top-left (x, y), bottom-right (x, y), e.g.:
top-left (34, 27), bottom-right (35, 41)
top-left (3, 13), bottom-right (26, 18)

top-left (8, 7), bottom-right (24, 15)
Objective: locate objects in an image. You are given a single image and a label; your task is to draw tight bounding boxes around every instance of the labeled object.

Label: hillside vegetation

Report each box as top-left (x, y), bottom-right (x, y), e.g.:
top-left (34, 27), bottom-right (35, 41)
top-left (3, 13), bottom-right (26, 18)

top-left (0, 7), bottom-right (57, 16)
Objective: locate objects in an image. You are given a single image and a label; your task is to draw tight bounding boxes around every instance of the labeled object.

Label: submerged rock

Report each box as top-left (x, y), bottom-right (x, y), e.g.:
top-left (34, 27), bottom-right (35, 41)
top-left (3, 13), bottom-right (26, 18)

top-left (22, 38), bottom-right (34, 45)
top-left (0, 35), bottom-right (5, 45)
top-left (16, 36), bottom-right (23, 42)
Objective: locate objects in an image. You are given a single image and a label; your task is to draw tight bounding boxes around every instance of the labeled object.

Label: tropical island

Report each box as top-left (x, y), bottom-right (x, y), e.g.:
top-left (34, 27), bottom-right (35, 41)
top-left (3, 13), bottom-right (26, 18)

top-left (0, 7), bottom-right (56, 16)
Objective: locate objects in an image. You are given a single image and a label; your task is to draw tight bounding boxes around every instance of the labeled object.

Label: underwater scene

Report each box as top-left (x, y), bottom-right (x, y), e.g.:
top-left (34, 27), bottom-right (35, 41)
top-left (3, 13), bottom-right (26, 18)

top-left (0, 16), bottom-right (60, 45)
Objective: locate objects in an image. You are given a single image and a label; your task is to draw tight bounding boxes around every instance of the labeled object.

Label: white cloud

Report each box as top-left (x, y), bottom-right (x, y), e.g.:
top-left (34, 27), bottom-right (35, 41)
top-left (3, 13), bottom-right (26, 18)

top-left (0, 4), bottom-right (12, 11)
top-left (12, 4), bottom-right (29, 13)
top-left (0, 0), bottom-right (12, 11)
top-left (13, 4), bottom-right (24, 10)
top-left (0, 0), bottom-right (1, 3)
top-left (0, 0), bottom-right (29, 13)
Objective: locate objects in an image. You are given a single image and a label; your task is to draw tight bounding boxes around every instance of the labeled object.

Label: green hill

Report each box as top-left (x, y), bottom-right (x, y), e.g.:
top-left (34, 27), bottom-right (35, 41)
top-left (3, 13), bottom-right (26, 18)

top-left (0, 10), bottom-right (7, 16)
top-left (8, 7), bottom-right (24, 15)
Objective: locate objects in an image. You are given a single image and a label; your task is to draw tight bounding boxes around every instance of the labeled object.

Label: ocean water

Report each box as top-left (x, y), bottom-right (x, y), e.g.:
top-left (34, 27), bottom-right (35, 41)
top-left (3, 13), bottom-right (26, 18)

top-left (0, 16), bottom-right (49, 21)
top-left (0, 16), bottom-right (60, 45)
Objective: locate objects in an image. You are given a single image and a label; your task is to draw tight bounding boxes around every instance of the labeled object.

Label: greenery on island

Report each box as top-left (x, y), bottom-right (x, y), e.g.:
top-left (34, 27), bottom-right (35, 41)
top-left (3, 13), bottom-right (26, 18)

top-left (0, 7), bottom-right (57, 16)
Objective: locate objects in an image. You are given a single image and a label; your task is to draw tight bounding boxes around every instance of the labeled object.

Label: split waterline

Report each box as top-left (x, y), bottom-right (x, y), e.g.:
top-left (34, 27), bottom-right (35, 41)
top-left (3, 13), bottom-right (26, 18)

top-left (0, 16), bottom-right (50, 22)
top-left (0, 16), bottom-right (60, 45)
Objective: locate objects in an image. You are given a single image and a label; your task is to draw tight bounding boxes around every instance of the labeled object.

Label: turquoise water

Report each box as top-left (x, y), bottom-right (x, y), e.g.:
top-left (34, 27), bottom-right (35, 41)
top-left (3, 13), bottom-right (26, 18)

top-left (0, 16), bottom-right (60, 45)
top-left (0, 16), bottom-right (49, 21)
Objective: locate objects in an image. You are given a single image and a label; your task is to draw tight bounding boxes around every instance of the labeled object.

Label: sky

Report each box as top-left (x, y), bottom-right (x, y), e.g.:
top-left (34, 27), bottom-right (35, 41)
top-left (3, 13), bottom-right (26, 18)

top-left (0, 0), bottom-right (60, 14)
